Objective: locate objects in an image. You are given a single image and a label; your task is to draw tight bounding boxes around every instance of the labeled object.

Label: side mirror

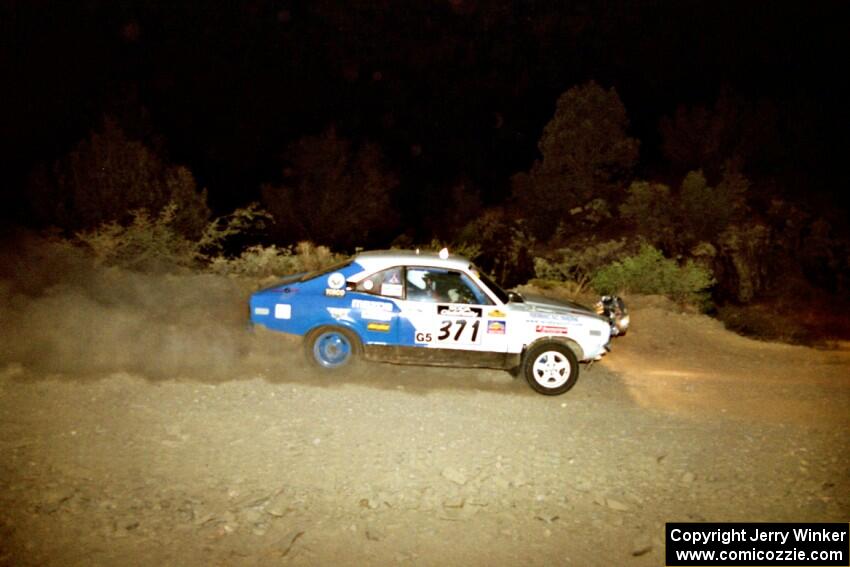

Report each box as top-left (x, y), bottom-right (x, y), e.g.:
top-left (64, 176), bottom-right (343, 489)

top-left (507, 291), bottom-right (525, 303)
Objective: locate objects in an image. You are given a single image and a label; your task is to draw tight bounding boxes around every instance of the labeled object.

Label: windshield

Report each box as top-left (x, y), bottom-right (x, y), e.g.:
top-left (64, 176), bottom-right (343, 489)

top-left (474, 268), bottom-right (510, 304)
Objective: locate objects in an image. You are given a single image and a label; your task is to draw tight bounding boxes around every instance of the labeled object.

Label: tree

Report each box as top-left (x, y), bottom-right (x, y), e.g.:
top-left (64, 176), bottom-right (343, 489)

top-left (512, 81), bottom-right (639, 239)
top-left (456, 207), bottom-right (535, 287)
top-left (620, 168), bottom-right (749, 255)
top-left (422, 180), bottom-right (483, 242)
top-left (679, 169), bottom-right (748, 245)
top-left (618, 180), bottom-right (676, 250)
top-left (659, 87), bottom-right (782, 180)
top-left (28, 117), bottom-right (209, 237)
top-left (261, 127), bottom-right (398, 249)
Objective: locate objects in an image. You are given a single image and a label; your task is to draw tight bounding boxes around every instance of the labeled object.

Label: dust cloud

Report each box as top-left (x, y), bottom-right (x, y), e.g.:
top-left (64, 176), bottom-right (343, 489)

top-left (0, 232), bottom-right (524, 392)
top-left (0, 232), bottom-right (263, 381)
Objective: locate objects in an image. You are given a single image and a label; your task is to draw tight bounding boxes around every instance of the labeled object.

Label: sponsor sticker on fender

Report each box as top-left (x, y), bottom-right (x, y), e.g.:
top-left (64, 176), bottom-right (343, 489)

top-left (530, 312), bottom-right (578, 322)
top-left (487, 320), bottom-right (506, 334)
top-left (352, 299), bottom-right (394, 312)
top-left (535, 324), bottom-right (568, 335)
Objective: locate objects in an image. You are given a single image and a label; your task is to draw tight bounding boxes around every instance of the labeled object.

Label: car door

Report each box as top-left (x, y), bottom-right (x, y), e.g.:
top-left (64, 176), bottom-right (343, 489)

top-left (395, 266), bottom-right (510, 365)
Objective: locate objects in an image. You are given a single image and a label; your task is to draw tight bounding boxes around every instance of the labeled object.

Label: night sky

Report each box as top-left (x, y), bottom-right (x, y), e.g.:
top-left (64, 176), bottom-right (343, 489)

top-left (3, 0), bottom-right (849, 228)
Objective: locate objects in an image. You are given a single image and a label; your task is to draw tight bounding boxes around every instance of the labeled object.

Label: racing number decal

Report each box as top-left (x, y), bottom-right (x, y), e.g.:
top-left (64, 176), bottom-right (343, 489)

top-left (415, 304), bottom-right (484, 346)
top-left (435, 305), bottom-right (483, 345)
top-left (437, 319), bottom-right (481, 343)
top-left (413, 304), bottom-right (485, 348)
top-left (416, 319), bottom-right (481, 345)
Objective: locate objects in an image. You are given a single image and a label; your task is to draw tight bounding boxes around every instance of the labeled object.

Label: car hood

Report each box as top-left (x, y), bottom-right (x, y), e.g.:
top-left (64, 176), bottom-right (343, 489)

top-left (508, 294), bottom-right (606, 322)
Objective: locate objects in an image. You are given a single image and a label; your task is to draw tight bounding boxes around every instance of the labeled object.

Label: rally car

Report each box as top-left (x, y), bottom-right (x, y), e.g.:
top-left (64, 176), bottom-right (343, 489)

top-left (249, 249), bottom-right (624, 395)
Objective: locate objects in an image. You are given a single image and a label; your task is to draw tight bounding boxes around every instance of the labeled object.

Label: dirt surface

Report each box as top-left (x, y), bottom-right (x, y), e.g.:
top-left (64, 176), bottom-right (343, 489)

top-left (1, 275), bottom-right (848, 566)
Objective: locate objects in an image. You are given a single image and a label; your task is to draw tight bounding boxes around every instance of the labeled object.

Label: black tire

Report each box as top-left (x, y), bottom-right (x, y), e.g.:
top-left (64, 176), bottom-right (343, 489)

top-left (304, 326), bottom-right (361, 370)
top-left (521, 341), bottom-right (579, 395)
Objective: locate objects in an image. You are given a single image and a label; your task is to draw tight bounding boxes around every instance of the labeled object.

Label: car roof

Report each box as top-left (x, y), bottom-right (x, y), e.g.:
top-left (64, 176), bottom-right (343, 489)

top-left (353, 249), bottom-right (472, 272)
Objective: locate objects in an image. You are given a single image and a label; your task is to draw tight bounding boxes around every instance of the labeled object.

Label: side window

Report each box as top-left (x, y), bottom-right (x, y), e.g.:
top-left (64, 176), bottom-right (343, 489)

top-left (405, 268), bottom-right (492, 305)
top-left (452, 272), bottom-right (492, 305)
top-left (406, 268), bottom-right (436, 302)
top-left (355, 267), bottom-right (403, 298)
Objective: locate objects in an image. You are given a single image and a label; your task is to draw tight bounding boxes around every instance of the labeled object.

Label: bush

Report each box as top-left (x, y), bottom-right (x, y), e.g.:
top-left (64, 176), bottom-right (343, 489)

top-left (455, 208), bottom-right (536, 287)
top-left (619, 181), bottom-right (676, 250)
top-left (679, 169), bottom-right (748, 246)
top-left (591, 244), bottom-right (715, 308)
top-left (207, 241), bottom-right (345, 279)
top-left (714, 222), bottom-right (772, 302)
top-left (75, 203), bottom-right (274, 273)
top-left (533, 238), bottom-right (629, 293)
top-left (207, 245), bottom-right (299, 278)
top-left (620, 169), bottom-right (748, 255)
top-left (716, 304), bottom-right (812, 345)
top-left (75, 203), bottom-right (198, 271)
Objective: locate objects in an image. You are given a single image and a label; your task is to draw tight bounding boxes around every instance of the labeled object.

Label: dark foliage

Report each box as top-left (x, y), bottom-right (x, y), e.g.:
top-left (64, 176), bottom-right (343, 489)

top-left (513, 82), bottom-right (639, 240)
top-left (260, 128), bottom-right (399, 251)
top-left (26, 117), bottom-right (209, 238)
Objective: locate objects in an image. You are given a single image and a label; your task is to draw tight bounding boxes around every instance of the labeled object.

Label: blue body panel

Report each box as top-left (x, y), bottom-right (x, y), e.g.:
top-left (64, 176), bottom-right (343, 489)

top-left (249, 261), bottom-right (408, 346)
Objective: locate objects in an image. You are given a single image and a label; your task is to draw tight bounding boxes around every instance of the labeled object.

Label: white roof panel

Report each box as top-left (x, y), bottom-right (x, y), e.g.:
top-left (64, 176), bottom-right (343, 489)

top-left (352, 249), bottom-right (472, 272)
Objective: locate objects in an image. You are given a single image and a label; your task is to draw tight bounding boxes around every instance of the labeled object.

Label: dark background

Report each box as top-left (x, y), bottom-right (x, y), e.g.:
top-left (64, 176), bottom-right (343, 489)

top-left (3, 0), bottom-right (848, 226)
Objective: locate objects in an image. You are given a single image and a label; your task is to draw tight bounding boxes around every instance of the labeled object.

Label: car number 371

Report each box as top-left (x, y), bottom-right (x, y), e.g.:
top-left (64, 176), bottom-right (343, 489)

top-left (249, 248), bottom-right (624, 396)
top-left (417, 319), bottom-right (481, 344)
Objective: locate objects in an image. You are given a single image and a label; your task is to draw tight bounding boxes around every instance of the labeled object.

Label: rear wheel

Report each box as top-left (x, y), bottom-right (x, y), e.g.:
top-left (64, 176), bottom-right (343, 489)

top-left (305, 326), bottom-right (361, 369)
top-left (522, 341), bottom-right (579, 395)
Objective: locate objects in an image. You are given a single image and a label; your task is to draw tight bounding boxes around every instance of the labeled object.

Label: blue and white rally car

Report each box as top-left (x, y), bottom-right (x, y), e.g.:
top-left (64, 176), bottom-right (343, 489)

top-left (249, 249), bottom-right (622, 395)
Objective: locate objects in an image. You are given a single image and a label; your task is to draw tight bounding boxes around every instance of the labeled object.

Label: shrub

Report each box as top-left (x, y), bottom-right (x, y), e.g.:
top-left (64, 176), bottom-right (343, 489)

top-left (620, 169), bottom-right (748, 255)
top-left (75, 203), bottom-right (197, 271)
top-left (714, 222), bottom-right (772, 302)
top-left (289, 241), bottom-right (347, 273)
top-left (207, 241), bottom-right (345, 279)
top-left (716, 304), bottom-right (812, 345)
top-left (456, 208), bottom-right (535, 287)
top-left (533, 238), bottom-right (629, 293)
top-left (207, 245), bottom-right (299, 278)
top-left (75, 203), bottom-right (274, 273)
top-left (679, 169), bottom-right (748, 246)
top-left (421, 239), bottom-right (482, 264)
top-left (619, 181), bottom-right (676, 250)
top-left (591, 244), bottom-right (715, 308)
top-left (195, 203), bottom-right (273, 260)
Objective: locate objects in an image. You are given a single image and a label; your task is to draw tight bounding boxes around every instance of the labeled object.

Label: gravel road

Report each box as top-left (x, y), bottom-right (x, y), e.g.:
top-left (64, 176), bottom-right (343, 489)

top-left (1, 276), bottom-right (847, 566)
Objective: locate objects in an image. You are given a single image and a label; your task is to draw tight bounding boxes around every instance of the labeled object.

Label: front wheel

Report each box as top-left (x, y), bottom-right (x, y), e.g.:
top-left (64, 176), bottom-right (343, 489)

top-left (305, 326), bottom-right (360, 369)
top-left (522, 341), bottom-right (579, 395)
